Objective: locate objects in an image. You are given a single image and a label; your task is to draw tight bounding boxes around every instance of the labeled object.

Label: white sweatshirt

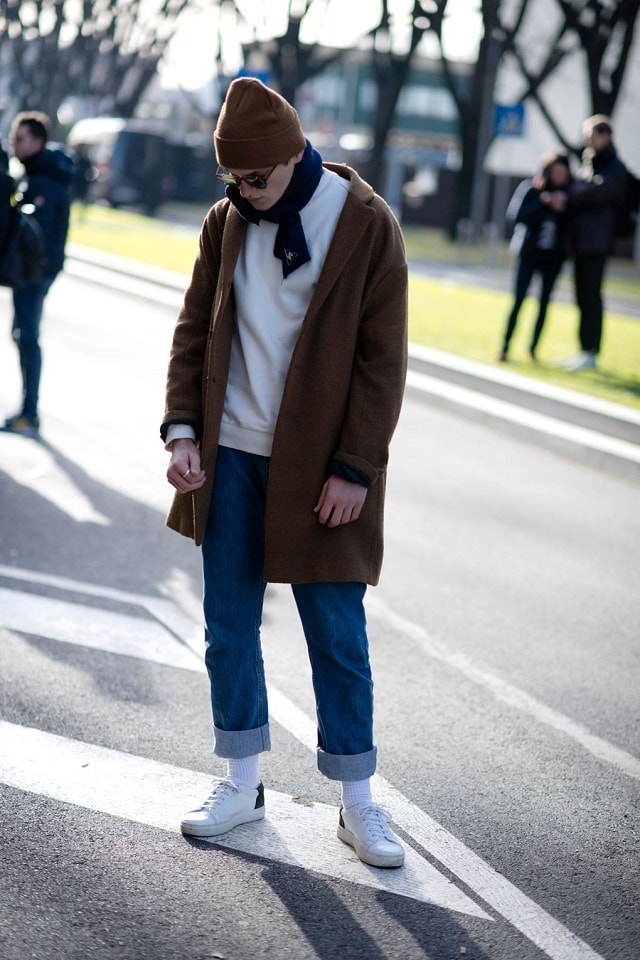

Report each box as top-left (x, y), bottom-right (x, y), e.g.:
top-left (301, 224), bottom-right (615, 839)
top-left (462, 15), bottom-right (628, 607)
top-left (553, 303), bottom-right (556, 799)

top-left (167, 168), bottom-right (348, 454)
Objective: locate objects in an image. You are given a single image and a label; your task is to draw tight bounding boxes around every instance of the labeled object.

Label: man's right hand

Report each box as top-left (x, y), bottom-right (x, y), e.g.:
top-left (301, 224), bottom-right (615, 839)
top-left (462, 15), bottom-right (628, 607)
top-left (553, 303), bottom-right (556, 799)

top-left (167, 438), bottom-right (206, 493)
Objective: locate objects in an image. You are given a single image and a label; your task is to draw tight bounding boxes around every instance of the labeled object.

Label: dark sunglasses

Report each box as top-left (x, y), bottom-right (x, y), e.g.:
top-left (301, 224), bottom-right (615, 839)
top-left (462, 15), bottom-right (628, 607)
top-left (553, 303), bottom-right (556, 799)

top-left (216, 163), bottom-right (278, 190)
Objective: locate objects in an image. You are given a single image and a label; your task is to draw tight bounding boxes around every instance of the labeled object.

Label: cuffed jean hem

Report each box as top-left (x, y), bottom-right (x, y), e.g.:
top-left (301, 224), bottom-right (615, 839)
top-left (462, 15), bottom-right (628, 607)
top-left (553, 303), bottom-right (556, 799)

top-left (213, 723), bottom-right (271, 759)
top-left (317, 745), bottom-right (377, 781)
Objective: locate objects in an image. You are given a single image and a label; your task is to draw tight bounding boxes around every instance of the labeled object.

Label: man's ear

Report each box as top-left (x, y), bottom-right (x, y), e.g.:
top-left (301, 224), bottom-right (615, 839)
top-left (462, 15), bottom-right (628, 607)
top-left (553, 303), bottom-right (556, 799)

top-left (292, 148), bottom-right (305, 165)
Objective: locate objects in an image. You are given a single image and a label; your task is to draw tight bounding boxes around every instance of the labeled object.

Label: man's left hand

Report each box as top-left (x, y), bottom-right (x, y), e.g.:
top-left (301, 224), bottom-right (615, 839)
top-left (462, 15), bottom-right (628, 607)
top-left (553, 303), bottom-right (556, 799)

top-left (314, 476), bottom-right (368, 527)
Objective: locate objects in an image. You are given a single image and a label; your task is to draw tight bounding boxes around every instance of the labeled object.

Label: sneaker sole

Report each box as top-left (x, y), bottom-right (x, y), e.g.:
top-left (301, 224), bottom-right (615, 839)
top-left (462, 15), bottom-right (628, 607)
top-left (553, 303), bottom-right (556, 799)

top-left (180, 804), bottom-right (265, 838)
top-left (337, 824), bottom-right (405, 868)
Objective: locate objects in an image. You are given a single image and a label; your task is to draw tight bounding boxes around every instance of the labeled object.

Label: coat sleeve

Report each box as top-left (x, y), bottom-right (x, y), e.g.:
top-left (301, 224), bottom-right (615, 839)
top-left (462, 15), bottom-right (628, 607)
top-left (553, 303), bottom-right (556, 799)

top-left (514, 187), bottom-right (545, 227)
top-left (331, 204), bottom-right (408, 485)
top-left (569, 160), bottom-right (627, 210)
top-left (161, 205), bottom-right (226, 442)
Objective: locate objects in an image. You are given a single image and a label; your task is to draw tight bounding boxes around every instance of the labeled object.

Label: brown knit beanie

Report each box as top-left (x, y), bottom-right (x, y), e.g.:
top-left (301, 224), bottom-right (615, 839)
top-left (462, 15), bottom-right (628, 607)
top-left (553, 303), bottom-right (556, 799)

top-left (214, 77), bottom-right (306, 170)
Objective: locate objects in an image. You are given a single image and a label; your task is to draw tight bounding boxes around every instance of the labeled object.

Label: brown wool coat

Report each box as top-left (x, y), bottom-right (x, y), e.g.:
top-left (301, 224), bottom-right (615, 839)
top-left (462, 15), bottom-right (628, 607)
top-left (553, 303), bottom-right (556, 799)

top-left (162, 163), bottom-right (408, 585)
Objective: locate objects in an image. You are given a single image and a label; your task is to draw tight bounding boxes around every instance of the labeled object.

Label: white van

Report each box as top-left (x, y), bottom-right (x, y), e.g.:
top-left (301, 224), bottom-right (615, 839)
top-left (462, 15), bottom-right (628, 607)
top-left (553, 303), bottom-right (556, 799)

top-left (67, 117), bottom-right (167, 214)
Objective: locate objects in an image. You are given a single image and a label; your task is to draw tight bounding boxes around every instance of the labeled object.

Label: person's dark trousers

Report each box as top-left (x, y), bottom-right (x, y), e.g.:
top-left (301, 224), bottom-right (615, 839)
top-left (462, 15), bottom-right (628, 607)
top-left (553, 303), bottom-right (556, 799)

top-left (502, 255), bottom-right (562, 354)
top-left (530, 258), bottom-right (563, 353)
top-left (574, 253), bottom-right (606, 354)
top-left (11, 275), bottom-right (54, 420)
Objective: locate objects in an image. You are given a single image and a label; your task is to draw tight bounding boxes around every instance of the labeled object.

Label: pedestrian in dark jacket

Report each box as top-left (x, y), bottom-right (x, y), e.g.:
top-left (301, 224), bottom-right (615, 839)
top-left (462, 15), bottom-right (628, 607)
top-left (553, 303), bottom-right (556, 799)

top-left (3, 111), bottom-right (74, 435)
top-left (0, 146), bottom-right (14, 257)
top-left (499, 151), bottom-right (571, 362)
top-left (561, 115), bottom-right (627, 371)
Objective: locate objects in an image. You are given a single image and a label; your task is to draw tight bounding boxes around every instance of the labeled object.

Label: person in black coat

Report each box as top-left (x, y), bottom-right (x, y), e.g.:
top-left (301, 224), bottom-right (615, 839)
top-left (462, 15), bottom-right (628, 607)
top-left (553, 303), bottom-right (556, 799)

top-left (561, 115), bottom-right (628, 371)
top-left (3, 111), bottom-right (74, 435)
top-left (499, 151), bottom-right (571, 363)
top-left (0, 145), bottom-right (15, 259)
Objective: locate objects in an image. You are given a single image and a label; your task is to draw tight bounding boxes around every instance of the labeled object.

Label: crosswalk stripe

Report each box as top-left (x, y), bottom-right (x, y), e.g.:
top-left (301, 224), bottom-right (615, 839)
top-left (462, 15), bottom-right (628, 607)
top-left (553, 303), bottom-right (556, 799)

top-left (0, 587), bottom-right (201, 673)
top-left (0, 569), bottom-right (609, 957)
top-left (0, 720), bottom-right (490, 918)
top-left (0, 434), bottom-right (110, 525)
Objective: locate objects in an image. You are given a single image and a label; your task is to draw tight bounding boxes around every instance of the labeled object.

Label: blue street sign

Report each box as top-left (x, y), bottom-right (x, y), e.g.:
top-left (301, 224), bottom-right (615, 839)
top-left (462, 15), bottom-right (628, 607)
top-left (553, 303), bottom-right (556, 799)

top-left (493, 103), bottom-right (526, 138)
top-left (237, 68), bottom-right (272, 86)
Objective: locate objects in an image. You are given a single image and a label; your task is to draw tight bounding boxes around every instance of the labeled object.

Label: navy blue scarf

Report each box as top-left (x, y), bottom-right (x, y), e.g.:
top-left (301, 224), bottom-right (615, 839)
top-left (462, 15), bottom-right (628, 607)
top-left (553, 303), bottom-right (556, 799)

top-left (226, 140), bottom-right (323, 278)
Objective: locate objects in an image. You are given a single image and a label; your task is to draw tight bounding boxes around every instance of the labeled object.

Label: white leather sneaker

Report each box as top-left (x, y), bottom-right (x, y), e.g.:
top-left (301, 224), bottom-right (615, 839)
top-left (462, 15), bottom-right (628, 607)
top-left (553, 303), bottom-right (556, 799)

top-left (180, 778), bottom-right (265, 838)
top-left (337, 802), bottom-right (405, 868)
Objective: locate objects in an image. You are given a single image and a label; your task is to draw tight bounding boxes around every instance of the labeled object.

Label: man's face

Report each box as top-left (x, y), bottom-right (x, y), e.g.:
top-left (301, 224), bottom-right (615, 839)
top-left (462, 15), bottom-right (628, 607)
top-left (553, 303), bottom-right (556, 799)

top-left (228, 149), bottom-right (304, 210)
top-left (585, 129), bottom-right (611, 154)
top-left (11, 124), bottom-right (45, 162)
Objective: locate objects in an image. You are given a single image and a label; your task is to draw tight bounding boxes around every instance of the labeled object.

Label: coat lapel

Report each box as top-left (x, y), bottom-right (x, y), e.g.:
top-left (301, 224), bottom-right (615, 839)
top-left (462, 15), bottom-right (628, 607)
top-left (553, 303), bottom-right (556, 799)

top-left (304, 169), bottom-right (375, 324)
top-left (215, 204), bottom-right (247, 319)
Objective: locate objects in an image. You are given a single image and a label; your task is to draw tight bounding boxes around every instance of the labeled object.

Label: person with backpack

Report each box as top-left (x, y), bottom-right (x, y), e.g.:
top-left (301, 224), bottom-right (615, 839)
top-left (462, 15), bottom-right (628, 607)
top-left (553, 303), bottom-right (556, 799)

top-left (561, 115), bottom-right (628, 372)
top-left (2, 111), bottom-right (75, 436)
top-left (499, 151), bottom-right (571, 363)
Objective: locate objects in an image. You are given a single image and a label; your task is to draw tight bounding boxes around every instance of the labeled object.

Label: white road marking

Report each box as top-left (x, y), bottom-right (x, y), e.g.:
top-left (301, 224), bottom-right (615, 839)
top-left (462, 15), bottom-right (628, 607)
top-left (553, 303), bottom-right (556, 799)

top-left (0, 567), bottom-right (614, 958)
top-left (0, 435), bottom-right (110, 525)
top-left (267, 687), bottom-right (607, 960)
top-left (365, 593), bottom-right (640, 784)
top-left (0, 563), bottom-right (202, 651)
top-left (0, 721), bottom-right (489, 918)
top-left (0, 587), bottom-right (201, 673)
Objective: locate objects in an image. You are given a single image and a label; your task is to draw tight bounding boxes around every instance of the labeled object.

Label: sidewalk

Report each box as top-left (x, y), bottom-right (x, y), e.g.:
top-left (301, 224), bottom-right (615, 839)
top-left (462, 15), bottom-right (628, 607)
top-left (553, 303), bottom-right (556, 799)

top-left (64, 242), bottom-right (640, 482)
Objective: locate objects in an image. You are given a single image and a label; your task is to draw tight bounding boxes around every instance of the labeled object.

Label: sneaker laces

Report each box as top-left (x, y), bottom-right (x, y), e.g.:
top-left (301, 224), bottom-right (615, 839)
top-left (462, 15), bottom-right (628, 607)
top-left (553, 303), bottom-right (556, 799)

top-left (200, 778), bottom-right (240, 811)
top-left (356, 804), bottom-right (395, 841)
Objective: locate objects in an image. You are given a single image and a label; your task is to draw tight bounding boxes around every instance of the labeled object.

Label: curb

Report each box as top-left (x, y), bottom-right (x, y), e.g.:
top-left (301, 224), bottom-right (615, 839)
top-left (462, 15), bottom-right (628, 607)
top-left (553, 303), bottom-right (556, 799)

top-left (65, 245), bottom-right (640, 483)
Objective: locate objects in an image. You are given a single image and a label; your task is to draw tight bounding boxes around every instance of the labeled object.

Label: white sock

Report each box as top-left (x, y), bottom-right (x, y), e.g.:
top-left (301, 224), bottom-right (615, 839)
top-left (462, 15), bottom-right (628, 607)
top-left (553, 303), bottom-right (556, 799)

top-left (227, 755), bottom-right (260, 789)
top-left (341, 778), bottom-right (372, 809)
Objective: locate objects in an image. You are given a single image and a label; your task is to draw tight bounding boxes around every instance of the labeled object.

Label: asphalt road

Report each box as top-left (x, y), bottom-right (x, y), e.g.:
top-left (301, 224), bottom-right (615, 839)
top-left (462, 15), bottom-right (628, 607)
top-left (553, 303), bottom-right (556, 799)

top-left (0, 271), bottom-right (638, 960)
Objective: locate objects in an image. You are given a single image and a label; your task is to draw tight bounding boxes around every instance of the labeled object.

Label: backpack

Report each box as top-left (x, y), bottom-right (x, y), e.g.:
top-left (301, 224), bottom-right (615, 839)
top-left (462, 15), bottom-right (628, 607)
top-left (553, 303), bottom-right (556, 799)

top-left (615, 169), bottom-right (640, 238)
top-left (0, 202), bottom-right (47, 289)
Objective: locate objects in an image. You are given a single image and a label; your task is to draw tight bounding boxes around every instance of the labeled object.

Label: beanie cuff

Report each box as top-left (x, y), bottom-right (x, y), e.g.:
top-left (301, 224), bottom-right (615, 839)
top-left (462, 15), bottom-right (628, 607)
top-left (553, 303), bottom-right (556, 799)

top-left (215, 123), bottom-right (305, 171)
top-left (213, 77), bottom-right (306, 172)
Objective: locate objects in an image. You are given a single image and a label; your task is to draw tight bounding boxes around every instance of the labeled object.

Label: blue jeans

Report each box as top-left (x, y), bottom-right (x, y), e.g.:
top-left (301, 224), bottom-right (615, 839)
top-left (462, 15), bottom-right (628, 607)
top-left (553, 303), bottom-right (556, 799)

top-left (201, 445), bottom-right (377, 781)
top-left (12, 275), bottom-right (55, 419)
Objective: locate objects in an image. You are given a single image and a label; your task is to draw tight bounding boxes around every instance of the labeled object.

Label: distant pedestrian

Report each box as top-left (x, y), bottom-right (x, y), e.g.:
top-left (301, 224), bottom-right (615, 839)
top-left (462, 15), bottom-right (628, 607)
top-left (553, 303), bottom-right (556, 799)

top-left (71, 143), bottom-right (97, 217)
top-left (561, 115), bottom-right (627, 372)
top-left (499, 151), bottom-right (571, 363)
top-left (2, 111), bottom-right (75, 436)
top-left (0, 145), bottom-right (14, 256)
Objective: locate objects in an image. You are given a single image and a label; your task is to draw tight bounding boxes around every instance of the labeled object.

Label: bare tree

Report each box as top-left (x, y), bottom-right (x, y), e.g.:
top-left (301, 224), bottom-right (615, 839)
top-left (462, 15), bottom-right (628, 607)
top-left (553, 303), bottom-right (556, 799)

top-left (0, 0), bottom-right (198, 132)
top-left (366, 0), bottom-right (433, 191)
top-left (558, 0), bottom-right (640, 119)
top-left (216, 0), bottom-right (378, 106)
top-left (409, 0), bottom-right (510, 237)
top-left (506, 0), bottom-right (640, 155)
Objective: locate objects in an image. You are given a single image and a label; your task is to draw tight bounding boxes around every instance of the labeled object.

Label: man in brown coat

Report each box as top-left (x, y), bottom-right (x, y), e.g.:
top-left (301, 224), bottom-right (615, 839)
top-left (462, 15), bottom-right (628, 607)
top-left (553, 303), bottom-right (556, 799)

top-left (162, 78), bottom-right (408, 868)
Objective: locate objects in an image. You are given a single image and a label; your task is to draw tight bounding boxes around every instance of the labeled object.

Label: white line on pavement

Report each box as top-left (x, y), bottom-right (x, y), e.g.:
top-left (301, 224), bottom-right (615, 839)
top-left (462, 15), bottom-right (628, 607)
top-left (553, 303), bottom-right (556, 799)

top-left (0, 434), bottom-right (110, 525)
top-left (267, 686), bottom-right (607, 960)
top-left (365, 593), bottom-right (640, 783)
top-left (0, 568), bottom-right (613, 958)
top-left (0, 587), bottom-right (201, 673)
top-left (0, 721), bottom-right (489, 918)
